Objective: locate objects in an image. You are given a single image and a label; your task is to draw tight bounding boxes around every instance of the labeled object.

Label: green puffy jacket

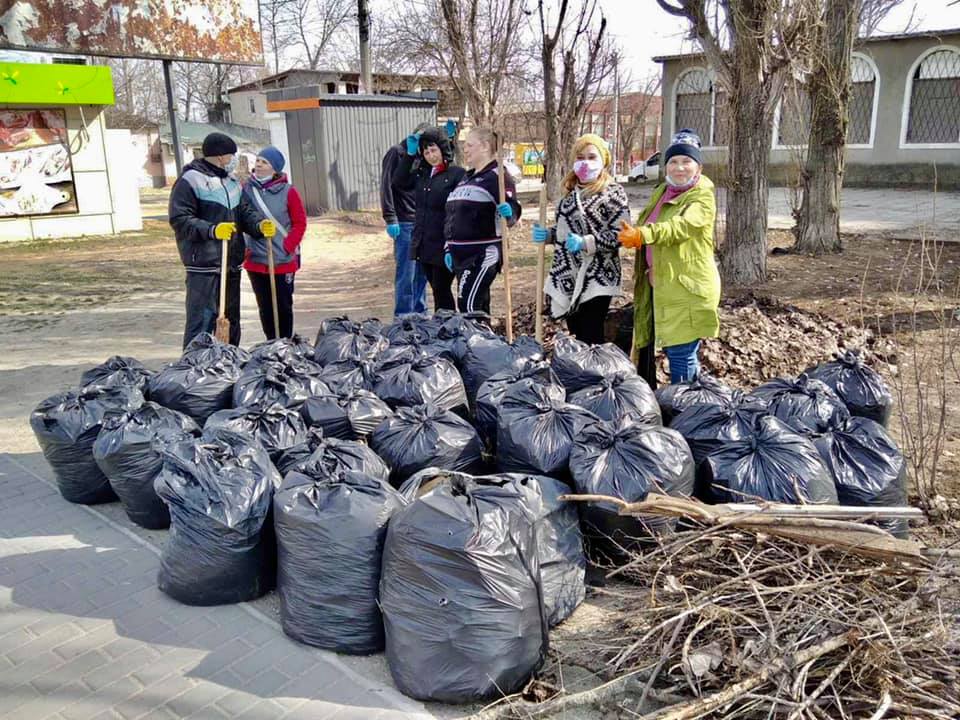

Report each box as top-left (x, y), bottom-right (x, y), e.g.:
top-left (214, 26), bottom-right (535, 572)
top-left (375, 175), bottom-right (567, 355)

top-left (631, 175), bottom-right (721, 353)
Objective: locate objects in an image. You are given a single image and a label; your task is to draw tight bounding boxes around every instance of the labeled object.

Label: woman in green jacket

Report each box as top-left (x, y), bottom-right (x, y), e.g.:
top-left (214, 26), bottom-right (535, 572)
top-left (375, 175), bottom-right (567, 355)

top-left (619, 129), bottom-right (720, 387)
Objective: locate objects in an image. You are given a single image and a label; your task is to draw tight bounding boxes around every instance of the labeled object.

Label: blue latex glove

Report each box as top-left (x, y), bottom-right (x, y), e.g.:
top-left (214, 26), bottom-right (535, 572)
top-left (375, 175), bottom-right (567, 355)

top-left (386, 223), bottom-right (401, 239)
top-left (565, 233), bottom-right (585, 253)
top-left (531, 224), bottom-right (550, 244)
top-left (405, 134), bottom-right (420, 155)
top-left (445, 119), bottom-right (457, 138)
top-left (496, 202), bottom-right (513, 219)
top-left (444, 252), bottom-right (454, 272)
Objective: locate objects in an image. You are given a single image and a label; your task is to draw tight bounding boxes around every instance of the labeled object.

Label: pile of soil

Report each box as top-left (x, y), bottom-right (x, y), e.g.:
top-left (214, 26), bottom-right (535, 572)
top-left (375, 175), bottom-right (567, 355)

top-left (509, 293), bottom-right (897, 390)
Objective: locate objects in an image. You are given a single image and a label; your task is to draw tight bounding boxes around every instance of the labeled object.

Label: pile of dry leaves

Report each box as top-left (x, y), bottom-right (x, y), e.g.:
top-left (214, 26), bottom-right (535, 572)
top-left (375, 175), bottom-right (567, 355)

top-left (508, 294), bottom-right (896, 389)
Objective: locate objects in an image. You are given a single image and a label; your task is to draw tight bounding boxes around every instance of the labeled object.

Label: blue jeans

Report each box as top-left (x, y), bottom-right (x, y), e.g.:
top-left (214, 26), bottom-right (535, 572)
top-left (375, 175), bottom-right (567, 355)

top-left (664, 340), bottom-right (701, 383)
top-left (393, 222), bottom-right (428, 316)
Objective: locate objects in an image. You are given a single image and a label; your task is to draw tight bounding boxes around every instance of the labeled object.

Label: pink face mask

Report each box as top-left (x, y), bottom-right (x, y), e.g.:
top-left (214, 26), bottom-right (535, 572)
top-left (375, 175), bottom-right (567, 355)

top-left (573, 158), bottom-right (603, 183)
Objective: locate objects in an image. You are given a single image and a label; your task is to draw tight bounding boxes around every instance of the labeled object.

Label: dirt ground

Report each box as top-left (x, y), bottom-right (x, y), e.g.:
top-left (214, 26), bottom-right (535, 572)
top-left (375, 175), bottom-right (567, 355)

top-left (1, 187), bottom-right (959, 717)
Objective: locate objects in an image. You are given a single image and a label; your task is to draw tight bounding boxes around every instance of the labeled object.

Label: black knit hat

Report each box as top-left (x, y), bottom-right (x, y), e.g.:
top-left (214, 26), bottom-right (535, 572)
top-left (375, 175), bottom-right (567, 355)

top-left (664, 128), bottom-right (702, 165)
top-left (202, 132), bottom-right (238, 157)
top-left (419, 127), bottom-right (454, 162)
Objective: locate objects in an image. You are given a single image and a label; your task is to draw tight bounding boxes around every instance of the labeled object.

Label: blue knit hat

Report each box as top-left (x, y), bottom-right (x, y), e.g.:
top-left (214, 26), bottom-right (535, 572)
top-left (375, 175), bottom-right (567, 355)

top-left (664, 128), bottom-right (702, 165)
top-left (258, 146), bottom-right (285, 173)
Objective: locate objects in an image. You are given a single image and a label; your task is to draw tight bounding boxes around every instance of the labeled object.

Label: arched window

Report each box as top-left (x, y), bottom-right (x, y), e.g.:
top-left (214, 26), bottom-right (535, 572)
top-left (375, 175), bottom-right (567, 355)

top-left (904, 47), bottom-right (960, 145)
top-left (674, 68), bottom-right (718, 145)
top-left (848, 54), bottom-right (878, 145)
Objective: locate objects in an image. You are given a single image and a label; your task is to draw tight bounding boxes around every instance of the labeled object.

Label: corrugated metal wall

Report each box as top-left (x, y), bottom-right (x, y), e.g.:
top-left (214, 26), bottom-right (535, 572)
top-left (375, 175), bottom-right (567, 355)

top-left (276, 87), bottom-right (436, 213)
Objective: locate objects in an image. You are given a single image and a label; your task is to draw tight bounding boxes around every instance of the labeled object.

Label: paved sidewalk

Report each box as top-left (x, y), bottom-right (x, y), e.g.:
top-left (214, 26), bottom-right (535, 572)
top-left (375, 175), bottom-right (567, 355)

top-left (0, 453), bottom-right (436, 720)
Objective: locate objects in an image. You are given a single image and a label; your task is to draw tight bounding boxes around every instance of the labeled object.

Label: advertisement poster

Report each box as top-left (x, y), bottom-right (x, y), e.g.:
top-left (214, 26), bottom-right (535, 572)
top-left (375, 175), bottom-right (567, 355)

top-left (0, 109), bottom-right (76, 217)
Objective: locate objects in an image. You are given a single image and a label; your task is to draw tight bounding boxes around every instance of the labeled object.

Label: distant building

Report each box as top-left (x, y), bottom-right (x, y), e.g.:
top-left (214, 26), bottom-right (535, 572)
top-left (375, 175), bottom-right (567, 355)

top-left (654, 28), bottom-right (960, 188)
top-left (226, 69), bottom-right (463, 131)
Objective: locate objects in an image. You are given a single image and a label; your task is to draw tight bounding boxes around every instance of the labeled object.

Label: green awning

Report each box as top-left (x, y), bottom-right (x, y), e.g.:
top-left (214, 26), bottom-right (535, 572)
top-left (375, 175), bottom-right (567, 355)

top-left (0, 62), bottom-right (114, 106)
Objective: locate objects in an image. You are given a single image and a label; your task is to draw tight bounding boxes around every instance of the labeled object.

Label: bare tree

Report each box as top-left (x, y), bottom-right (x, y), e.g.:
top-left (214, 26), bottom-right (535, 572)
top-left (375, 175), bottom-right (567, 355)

top-left (615, 74), bottom-right (662, 175)
top-left (288, 0), bottom-right (354, 70)
top-left (260, 0), bottom-right (298, 73)
top-left (795, 0), bottom-right (903, 255)
top-left (539, 0), bottom-right (613, 200)
top-left (657, 0), bottom-right (817, 288)
top-left (175, 62), bottom-right (209, 121)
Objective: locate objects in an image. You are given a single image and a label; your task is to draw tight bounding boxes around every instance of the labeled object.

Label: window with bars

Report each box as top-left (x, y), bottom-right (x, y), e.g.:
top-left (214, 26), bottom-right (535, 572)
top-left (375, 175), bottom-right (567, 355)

top-left (848, 56), bottom-right (876, 145)
top-left (905, 48), bottom-right (960, 144)
top-left (675, 69), bottom-right (713, 144)
top-left (776, 55), bottom-right (877, 147)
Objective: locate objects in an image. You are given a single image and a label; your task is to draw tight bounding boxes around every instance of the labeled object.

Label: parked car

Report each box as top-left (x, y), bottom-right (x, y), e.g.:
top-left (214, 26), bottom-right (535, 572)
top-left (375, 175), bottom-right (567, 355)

top-left (628, 152), bottom-right (660, 183)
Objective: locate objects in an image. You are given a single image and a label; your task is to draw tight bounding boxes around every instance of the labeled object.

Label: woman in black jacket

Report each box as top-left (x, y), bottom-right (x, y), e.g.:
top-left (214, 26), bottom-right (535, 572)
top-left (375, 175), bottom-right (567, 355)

top-left (392, 127), bottom-right (466, 311)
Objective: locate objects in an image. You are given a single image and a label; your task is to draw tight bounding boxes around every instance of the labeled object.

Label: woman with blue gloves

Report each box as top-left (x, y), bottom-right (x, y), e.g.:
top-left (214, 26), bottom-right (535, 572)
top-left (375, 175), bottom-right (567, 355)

top-left (531, 133), bottom-right (630, 344)
top-left (443, 127), bottom-right (521, 317)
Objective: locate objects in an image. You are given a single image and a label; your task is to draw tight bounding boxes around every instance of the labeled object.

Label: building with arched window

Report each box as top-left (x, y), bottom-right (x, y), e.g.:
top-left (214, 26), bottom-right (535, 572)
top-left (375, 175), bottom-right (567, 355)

top-left (654, 28), bottom-right (960, 189)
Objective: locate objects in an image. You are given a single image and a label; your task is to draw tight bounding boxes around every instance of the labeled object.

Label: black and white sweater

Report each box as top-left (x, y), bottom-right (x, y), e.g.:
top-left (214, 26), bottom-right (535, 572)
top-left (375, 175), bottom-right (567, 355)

top-left (545, 182), bottom-right (630, 318)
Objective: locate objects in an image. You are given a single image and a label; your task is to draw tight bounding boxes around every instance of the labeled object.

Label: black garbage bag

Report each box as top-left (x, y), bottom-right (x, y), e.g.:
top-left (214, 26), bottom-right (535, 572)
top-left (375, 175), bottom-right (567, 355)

top-left (154, 427), bottom-right (278, 605)
top-left (655, 373), bottom-right (735, 424)
top-left (312, 317), bottom-right (387, 365)
top-left (436, 312), bottom-right (497, 365)
top-left (476, 361), bottom-right (564, 445)
top-left (318, 358), bottom-right (378, 392)
top-left (31, 386), bottom-right (144, 504)
top-left (381, 315), bottom-right (439, 344)
top-left (204, 404), bottom-right (308, 460)
top-left (148, 338), bottom-right (246, 425)
top-left (400, 469), bottom-right (585, 627)
top-left (805, 350), bottom-right (893, 427)
top-left (370, 404), bottom-right (485, 486)
top-left (550, 333), bottom-right (636, 393)
top-left (93, 402), bottom-right (199, 528)
top-left (277, 429), bottom-right (390, 481)
top-left (246, 335), bottom-right (315, 368)
top-left (568, 371), bottom-right (662, 425)
top-left (570, 420), bottom-right (695, 561)
top-left (811, 416), bottom-right (908, 537)
top-left (461, 333), bottom-right (543, 401)
top-left (373, 355), bottom-right (467, 412)
top-left (182, 332), bottom-right (250, 366)
top-left (300, 386), bottom-right (393, 440)
top-left (496, 381), bottom-right (598, 478)
top-left (669, 391), bottom-right (771, 466)
top-left (275, 468), bottom-right (405, 652)
top-left (380, 474), bottom-right (547, 702)
top-left (80, 356), bottom-right (152, 394)
top-left (698, 415), bottom-right (838, 505)
top-left (232, 359), bottom-right (328, 410)
top-left (751, 374), bottom-right (850, 434)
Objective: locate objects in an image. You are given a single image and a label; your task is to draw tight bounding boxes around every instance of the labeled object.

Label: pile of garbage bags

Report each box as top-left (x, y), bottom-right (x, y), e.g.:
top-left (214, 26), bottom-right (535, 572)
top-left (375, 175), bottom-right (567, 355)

top-left (32, 313), bottom-right (909, 705)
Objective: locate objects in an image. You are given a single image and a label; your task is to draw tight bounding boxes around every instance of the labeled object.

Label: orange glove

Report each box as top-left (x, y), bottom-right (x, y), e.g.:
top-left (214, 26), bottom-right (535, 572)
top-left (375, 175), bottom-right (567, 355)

top-left (619, 220), bottom-right (644, 249)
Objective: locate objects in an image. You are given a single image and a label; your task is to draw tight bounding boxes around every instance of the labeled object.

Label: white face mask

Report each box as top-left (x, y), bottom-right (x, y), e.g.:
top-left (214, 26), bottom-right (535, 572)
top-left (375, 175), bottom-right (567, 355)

top-left (223, 155), bottom-right (238, 174)
top-left (253, 171), bottom-right (273, 182)
top-left (573, 158), bottom-right (603, 183)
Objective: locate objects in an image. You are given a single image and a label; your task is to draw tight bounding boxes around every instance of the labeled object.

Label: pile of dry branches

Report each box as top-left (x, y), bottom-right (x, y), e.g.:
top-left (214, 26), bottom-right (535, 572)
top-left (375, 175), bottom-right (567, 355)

top-left (480, 520), bottom-right (960, 719)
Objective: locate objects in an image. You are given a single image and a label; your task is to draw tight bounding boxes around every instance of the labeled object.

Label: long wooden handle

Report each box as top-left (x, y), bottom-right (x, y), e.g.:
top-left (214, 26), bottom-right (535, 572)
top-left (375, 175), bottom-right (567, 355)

top-left (496, 139), bottom-right (514, 344)
top-left (218, 237), bottom-right (229, 321)
top-left (266, 237), bottom-right (280, 338)
top-left (535, 185), bottom-right (547, 343)
top-left (629, 248), bottom-right (641, 364)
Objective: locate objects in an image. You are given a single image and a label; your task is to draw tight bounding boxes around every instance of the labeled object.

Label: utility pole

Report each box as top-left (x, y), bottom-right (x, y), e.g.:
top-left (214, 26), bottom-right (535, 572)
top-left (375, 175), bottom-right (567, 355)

top-left (613, 59), bottom-right (622, 176)
top-left (358, 0), bottom-right (372, 93)
top-left (162, 59), bottom-right (183, 177)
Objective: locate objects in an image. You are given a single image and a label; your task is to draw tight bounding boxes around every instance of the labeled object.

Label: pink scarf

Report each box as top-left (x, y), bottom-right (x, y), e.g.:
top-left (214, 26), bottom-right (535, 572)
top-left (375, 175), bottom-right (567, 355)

top-left (643, 175), bottom-right (700, 285)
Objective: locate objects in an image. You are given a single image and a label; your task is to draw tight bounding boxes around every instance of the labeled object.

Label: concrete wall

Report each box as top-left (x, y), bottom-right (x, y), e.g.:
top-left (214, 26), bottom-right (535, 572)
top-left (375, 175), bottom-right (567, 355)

top-left (0, 106), bottom-right (143, 242)
top-left (659, 34), bottom-right (960, 188)
top-left (228, 89), bottom-right (270, 130)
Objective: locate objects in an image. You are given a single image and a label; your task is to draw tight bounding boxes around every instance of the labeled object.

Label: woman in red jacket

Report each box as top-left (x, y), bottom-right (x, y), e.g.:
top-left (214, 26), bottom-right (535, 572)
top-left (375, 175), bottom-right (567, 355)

top-left (242, 146), bottom-right (307, 339)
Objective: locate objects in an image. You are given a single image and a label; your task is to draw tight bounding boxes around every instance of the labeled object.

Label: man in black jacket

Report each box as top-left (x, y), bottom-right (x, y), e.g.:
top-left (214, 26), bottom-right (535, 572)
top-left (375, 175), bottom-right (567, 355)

top-left (168, 132), bottom-right (274, 348)
top-left (380, 122), bottom-right (432, 316)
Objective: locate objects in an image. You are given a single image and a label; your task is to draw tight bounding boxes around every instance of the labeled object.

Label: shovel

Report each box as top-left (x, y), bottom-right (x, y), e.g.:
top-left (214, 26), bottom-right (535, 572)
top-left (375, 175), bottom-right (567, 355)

top-left (214, 231), bottom-right (232, 343)
top-left (266, 236), bottom-right (281, 339)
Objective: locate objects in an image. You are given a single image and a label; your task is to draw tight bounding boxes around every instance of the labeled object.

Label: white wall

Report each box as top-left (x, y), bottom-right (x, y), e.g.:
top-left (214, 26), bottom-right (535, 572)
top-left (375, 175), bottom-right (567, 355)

top-left (267, 112), bottom-right (292, 184)
top-left (228, 89), bottom-right (269, 130)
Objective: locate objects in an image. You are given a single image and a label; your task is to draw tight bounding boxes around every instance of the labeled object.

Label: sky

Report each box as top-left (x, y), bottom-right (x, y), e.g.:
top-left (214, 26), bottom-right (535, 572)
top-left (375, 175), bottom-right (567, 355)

top-left (602, 0), bottom-right (960, 88)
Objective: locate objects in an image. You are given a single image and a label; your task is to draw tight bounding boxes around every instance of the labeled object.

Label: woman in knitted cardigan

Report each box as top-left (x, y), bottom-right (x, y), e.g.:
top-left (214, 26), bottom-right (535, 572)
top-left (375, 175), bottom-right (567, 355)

top-left (531, 133), bottom-right (630, 344)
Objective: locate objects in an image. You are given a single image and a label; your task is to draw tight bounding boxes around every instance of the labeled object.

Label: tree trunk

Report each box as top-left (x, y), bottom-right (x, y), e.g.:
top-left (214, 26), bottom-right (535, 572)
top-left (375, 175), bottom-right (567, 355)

top-left (721, 81), bottom-right (775, 288)
top-left (795, 0), bottom-right (860, 254)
